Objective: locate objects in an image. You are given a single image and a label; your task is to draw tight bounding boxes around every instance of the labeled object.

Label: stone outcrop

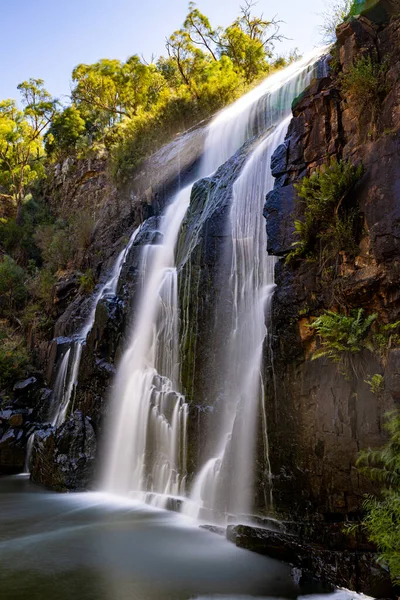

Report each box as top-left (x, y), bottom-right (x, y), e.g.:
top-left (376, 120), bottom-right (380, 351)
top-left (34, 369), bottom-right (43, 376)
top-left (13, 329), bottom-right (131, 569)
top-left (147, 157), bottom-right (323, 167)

top-left (263, 3), bottom-right (400, 546)
top-left (227, 523), bottom-right (393, 597)
top-left (0, 379), bottom-right (53, 474)
top-left (30, 411), bottom-right (96, 491)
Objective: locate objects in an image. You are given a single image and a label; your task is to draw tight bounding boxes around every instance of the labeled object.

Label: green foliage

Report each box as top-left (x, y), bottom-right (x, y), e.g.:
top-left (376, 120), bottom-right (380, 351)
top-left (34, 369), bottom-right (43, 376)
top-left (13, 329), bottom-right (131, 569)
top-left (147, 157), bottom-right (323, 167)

top-left (0, 197), bottom-right (52, 265)
top-left (0, 255), bottom-right (27, 314)
top-left (365, 373), bottom-right (385, 394)
top-left (310, 308), bottom-right (376, 363)
top-left (0, 80), bottom-right (56, 220)
top-left (34, 224), bottom-right (73, 271)
top-left (66, 2), bottom-right (289, 180)
top-left (0, 323), bottom-right (30, 389)
top-left (356, 412), bottom-right (400, 583)
top-left (288, 159), bottom-right (364, 263)
top-left (373, 321), bottom-right (400, 357)
top-left (21, 301), bottom-right (53, 335)
top-left (79, 269), bottom-right (95, 294)
top-left (28, 268), bottom-right (55, 310)
top-left (45, 105), bottom-right (86, 157)
top-left (340, 55), bottom-right (386, 117)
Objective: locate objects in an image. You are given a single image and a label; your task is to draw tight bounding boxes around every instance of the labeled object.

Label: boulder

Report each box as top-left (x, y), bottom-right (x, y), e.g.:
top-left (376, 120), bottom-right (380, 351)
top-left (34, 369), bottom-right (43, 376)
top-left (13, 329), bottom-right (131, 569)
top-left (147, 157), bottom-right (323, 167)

top-left (30, 411), bottom-right (97, 491)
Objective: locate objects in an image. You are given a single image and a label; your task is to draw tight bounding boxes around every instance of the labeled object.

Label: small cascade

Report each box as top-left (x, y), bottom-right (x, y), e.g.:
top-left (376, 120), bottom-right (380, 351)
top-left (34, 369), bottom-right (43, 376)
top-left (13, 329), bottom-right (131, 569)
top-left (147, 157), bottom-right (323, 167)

top-left (202, 49), bottom-right (326, 174)
top-left (23, 227), bottom-right (140, 472)
top-left (50, 227), bottom-right (140, 429)
top-left (39, 228), bottom-right (140, 431)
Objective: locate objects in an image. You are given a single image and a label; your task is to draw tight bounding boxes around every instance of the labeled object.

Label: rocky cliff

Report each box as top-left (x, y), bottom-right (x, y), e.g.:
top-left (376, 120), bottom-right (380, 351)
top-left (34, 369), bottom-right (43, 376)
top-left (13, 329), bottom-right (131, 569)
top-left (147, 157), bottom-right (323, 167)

top-left (1, 3), bottom-right (399, 595)
top-left (260, 6), bottom-right (399, 594)
top-left (0, 123), bottom-right (205, 478)
top-left (264, 5), bottom-right (400, 521)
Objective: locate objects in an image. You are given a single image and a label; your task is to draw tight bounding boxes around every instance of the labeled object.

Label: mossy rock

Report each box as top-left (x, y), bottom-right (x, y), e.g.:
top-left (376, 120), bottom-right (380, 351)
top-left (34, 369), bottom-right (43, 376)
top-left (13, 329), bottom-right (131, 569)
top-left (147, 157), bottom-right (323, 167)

top-left (356, 0), bottom-right (399, 23)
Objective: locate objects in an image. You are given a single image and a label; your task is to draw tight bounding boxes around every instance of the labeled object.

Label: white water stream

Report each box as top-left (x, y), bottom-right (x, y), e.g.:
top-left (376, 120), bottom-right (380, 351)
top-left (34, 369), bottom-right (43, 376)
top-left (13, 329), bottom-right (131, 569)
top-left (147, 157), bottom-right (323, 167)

top-left (102, 49), bottom-right (325, 511)
top-left (24, 227), bottom-right (140, 472)
top-left (183, 119), bottom-right (291, 522)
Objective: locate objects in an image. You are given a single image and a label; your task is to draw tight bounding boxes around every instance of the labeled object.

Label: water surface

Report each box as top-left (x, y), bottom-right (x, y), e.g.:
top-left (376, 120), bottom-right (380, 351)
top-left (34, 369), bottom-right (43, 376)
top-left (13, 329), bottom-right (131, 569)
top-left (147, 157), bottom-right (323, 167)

top-left (0, 476), bottom-right (299, 600)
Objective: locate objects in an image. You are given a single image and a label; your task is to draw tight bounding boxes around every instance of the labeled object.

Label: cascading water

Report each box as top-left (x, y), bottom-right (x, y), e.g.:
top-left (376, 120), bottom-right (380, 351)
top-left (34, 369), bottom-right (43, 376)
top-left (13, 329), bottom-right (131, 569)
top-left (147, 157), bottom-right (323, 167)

top-left (23, 227), bottom-right (139, 472)
top-left (50, 226), bottom-right (140, 428)
top-left (183, 119), bottom-right (291, 522)
top-left (102, 48), bottom-right (326, 513)
top-left (102, 186), bottom-right (192, 503)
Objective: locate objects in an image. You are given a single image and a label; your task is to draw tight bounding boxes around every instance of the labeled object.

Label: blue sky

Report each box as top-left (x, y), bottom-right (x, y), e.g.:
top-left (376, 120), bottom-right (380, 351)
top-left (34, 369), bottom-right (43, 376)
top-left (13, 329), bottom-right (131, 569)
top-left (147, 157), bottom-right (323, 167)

top-left (1, 0), bottom-right (329, 103)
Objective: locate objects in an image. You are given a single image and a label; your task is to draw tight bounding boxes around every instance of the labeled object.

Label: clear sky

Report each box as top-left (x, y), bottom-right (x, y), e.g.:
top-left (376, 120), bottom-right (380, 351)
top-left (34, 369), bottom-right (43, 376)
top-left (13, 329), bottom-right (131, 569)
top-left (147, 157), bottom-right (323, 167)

top-left (1, 0), bottom-right (329, 103)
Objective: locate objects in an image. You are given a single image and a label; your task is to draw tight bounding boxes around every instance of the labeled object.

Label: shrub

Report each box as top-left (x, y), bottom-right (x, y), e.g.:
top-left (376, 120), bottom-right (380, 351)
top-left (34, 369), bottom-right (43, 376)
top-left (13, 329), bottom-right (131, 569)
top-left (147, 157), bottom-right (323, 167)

top-left (356, 411), bottom-right (400, 584)
top-left (288, 159), bottom-right (364, 263)
top-left (34, 223), bottom-right (73, 272)
top-left (21, 302), bottom-right (53, 335)
top-left (0, 255), bottom-right (27, 315)
top-left (79, 269), bottom-right (95, 294)
top-left (365, 373), bottom-right (385, 394)
top-left (28, 268), bottom-right (55, 310)
top-left (0, 323), bottom-right (30, 389)
top-left (70, 211), bottom-right (95, 251)
top-left (310, 308), bottom-right (376, 363)
top-left (340, 55), bottom-right (387, 118)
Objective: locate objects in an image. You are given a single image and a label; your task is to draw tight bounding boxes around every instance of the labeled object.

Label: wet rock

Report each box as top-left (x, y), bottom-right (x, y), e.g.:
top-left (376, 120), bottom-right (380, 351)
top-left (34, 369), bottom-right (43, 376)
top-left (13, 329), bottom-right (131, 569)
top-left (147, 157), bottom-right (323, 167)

top-left (271, 142), bottom-right (288, 177)
top-left (54, 273), bottom-right (80, 306)
top-left (264, 184), bottom-right (297, 255)
top-left (164, 496), bottom-right (184, 513)
top-left (13, 377), bottom-right (38, 397)
top-left (199, 524), bottom-right (226, 536)
top-left (0, 428), bottom-right (26, 473)
top-left (31, 411), bottom-right (97, 491)
top-left (226, 524), bottom-right (394, 597)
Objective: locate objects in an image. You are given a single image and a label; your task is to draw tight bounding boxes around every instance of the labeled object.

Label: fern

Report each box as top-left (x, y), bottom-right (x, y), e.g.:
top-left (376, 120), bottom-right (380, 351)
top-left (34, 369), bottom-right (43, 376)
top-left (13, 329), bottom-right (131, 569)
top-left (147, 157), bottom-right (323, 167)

top-left (289, 159), bottom-right (364, 264)
top-left (356, 412), bottom-right (400, 584)
top-left (310, 309), bottom-right (377, 363)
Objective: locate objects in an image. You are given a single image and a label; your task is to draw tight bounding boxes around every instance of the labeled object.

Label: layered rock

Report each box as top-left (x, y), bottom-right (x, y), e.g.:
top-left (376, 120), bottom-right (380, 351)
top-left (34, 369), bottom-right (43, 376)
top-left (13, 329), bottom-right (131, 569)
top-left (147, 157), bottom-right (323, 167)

top-left (263, 6), bottom-right (400, 530)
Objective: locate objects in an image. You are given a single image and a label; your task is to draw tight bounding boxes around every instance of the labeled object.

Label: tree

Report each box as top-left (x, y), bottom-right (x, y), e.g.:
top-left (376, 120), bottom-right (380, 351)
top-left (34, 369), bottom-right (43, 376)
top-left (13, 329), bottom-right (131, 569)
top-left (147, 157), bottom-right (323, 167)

top-left (0, 79), bottom-right (56, 222)
top-left (121, 55), bottom-right (154, 115)
top-left (17, 79), bottom-right (56, 137)
top-left (0, 254), bottom-right (27, 313)
top-left (219, 1), bottom-right (286, 82)
top-left (45, 105), bottom-right (86, 156)
top-left (165, 29), bottom-right (202, 93)
top-left (183, 2), bottom-right (219, 60)
top-left (72, 59), bottom-right (126, 132)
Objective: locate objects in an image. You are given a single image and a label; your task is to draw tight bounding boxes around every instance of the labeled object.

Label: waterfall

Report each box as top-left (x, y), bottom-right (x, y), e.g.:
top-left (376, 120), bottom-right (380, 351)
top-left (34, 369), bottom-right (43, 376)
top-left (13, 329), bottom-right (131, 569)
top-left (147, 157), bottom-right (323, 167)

top-left (49, 227), bottom-right (140, 429)
top-left (23, 227), bottom-right (140, 473)
top-left (102, 187), bottom-right (192, 503)
top-left (101, 48), bottom-right (326, 510)
top-left (183, 119), bottom-right (291, 522)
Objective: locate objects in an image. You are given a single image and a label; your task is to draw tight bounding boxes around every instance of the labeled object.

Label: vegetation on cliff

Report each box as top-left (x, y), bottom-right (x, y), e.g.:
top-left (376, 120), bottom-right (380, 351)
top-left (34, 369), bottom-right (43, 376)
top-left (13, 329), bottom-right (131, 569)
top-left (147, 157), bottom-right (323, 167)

top-left (288, 158), bottom-right (364, 267)
top-left (356, 411), bottom-right (400, 584)
top-left (0, 1), bottom-right (294, 394)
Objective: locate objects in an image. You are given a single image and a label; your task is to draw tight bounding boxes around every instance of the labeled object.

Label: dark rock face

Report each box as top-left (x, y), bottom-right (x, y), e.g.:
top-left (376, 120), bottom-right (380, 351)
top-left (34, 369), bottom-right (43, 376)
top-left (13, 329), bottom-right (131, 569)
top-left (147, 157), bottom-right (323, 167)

top-left (176, 138), bottom-right (258, 475)
top-left (30, 411), bottom-right (96, 491)
top-left (24, 127), bottom-right (204, 487)
top-left (227, 524), bottom-right (393, 597)
top-left (262, 5), bottom-right (400, 564)
top-left (0, 379), bottom-right (54, 474)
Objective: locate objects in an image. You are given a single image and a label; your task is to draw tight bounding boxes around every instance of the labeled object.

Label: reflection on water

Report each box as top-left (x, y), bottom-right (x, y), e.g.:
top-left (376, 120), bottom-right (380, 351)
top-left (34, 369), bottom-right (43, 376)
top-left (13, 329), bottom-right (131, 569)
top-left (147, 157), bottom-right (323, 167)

top-left (0, 477), bottom-right (366, 600)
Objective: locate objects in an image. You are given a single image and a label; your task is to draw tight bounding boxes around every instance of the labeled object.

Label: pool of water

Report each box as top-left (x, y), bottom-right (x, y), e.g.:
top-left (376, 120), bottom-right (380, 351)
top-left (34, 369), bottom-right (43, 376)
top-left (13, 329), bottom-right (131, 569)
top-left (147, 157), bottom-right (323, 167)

top-left (0, 476), bottom-right (365, 600)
